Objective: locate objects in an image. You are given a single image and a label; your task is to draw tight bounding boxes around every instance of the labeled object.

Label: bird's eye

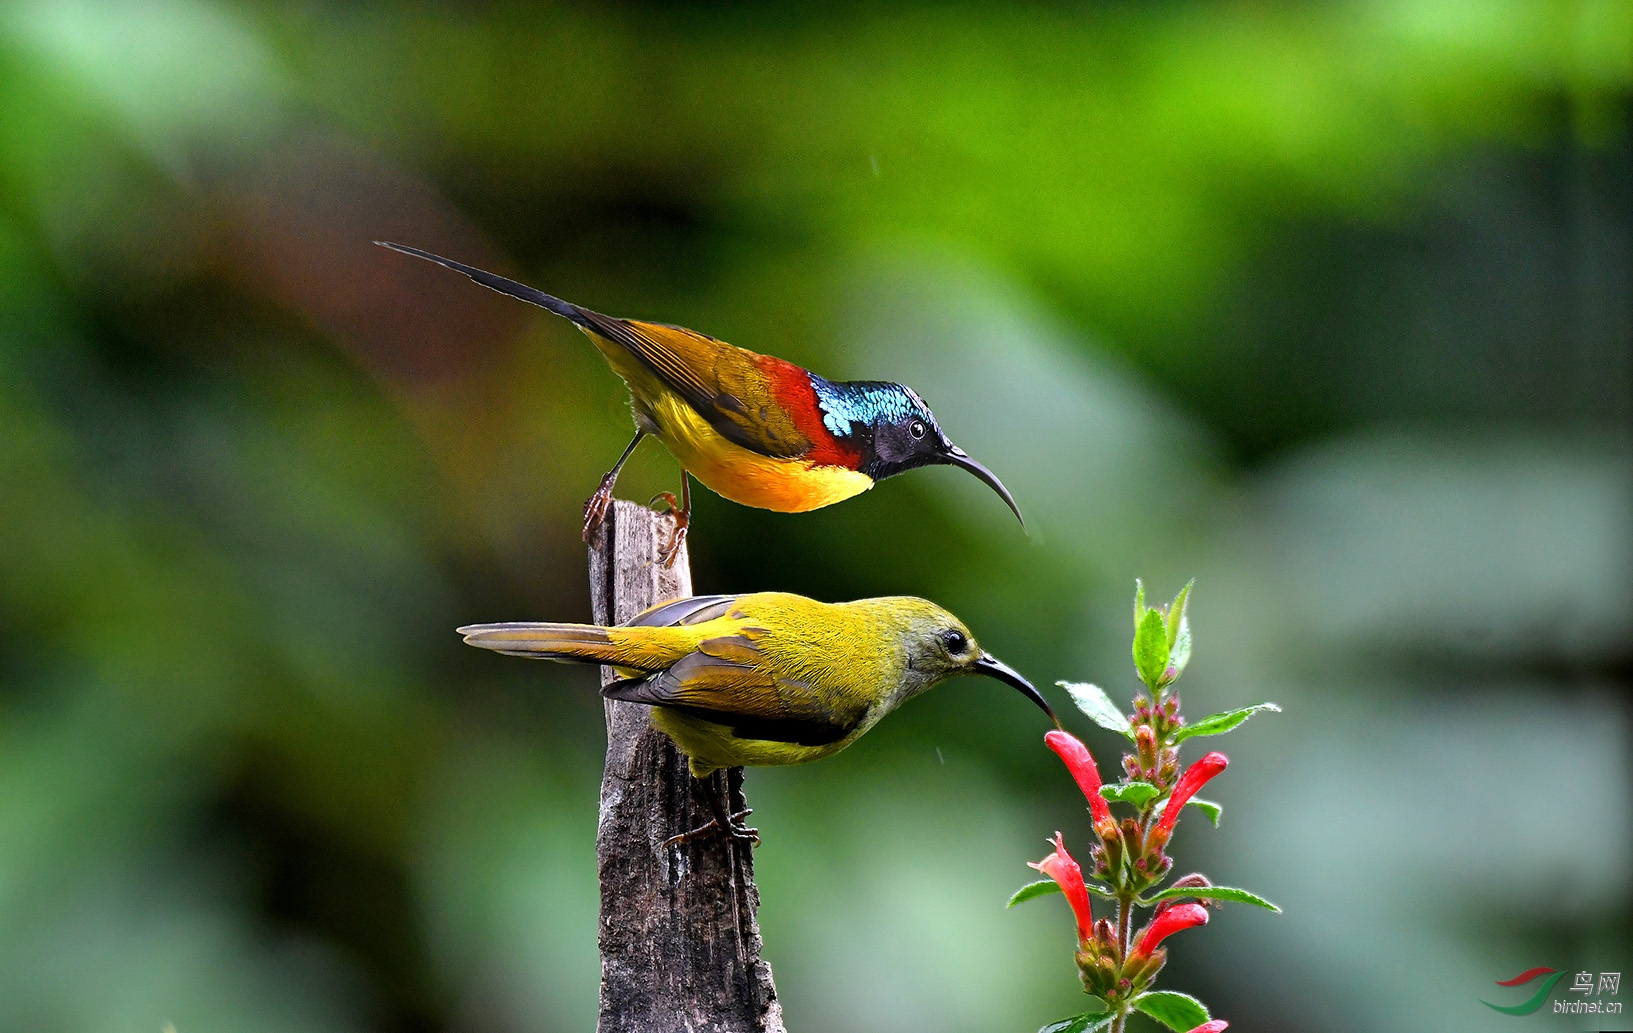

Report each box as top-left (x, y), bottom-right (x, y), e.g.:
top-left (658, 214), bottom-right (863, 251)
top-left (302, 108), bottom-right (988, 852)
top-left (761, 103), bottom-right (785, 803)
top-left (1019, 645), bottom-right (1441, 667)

top-left (941, 629), bottom-right (968, 654)
top-left (908, 419), bottom-right (927, 440)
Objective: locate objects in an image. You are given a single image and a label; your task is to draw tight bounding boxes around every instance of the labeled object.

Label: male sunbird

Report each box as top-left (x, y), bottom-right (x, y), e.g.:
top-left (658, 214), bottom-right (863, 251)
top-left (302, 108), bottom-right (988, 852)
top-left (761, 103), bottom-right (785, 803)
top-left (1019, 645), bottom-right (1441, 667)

top-left (378, 242), bottom-right (1022, 562)
top-left (460, 591), bottom-right (1057, 843)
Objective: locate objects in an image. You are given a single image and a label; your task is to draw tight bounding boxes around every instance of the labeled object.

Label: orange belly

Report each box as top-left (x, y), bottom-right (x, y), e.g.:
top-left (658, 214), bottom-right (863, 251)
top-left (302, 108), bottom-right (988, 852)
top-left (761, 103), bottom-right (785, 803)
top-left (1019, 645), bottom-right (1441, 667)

top-left (647, 392), bottom-right (874, 512)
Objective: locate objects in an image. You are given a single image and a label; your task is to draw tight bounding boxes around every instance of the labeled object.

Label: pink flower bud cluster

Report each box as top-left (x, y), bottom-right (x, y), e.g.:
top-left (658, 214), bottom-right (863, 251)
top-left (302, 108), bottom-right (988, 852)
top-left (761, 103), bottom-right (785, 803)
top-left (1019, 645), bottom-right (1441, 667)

top-left (1124, 696), bottom-right (1182, 786)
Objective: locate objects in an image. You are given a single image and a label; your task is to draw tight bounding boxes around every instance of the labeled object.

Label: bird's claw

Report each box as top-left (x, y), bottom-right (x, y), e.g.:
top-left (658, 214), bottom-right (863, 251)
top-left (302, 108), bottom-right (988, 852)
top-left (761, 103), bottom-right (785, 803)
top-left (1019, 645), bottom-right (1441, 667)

top-left (648, 490), bottom-right (689, 569)
top-left (582, 473), bottom-right (619, 543)
top-left (662, 808), bottom-right (758, 849)
top-left (657, 523), bottom-right (687, 568)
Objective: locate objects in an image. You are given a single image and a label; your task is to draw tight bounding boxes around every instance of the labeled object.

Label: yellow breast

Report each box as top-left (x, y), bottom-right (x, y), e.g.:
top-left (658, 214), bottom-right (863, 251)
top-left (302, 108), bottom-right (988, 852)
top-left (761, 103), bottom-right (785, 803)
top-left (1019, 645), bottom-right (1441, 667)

top-left (650, 707), bottom-right (870, 776)
top-left (646, 392), bottom-right (874, 512)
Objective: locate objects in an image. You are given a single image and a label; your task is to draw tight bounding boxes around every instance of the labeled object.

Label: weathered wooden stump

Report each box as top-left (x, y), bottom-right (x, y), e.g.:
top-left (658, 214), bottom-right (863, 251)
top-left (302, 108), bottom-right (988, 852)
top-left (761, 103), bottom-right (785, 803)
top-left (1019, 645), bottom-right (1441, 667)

top-left (588, 499), bottom-right (786, 1033)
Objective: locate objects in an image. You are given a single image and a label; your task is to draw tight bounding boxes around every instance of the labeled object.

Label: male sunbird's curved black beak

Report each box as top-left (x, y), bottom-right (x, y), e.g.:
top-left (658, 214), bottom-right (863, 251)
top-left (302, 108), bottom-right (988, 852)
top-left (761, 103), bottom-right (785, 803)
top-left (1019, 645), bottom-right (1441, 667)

top-left (971, 652), bottom-right (1058, 726)
top-left (942, 445), bottom-right (1025, 528)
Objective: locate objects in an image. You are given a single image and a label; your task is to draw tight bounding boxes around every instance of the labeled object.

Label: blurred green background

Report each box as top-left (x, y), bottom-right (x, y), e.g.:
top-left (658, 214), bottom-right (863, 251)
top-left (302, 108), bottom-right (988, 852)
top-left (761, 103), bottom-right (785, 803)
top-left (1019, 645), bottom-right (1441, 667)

top-left (1, 1), bottom-right (1629, 1031)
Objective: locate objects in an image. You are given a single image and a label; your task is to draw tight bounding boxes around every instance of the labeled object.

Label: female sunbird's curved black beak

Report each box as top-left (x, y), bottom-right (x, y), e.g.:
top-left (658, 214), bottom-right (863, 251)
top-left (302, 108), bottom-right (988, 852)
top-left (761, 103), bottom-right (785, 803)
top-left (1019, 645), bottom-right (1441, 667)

top-left (971, 652), bottom-right (1058, 726)
top-left (942, 446), bottom-right (1025, 527)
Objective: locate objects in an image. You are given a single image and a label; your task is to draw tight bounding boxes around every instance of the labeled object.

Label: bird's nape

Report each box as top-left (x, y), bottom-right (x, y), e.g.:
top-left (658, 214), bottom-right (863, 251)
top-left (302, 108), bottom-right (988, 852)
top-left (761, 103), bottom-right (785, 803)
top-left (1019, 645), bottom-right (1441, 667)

top-left (970, 652), bottom-right (1058, 726)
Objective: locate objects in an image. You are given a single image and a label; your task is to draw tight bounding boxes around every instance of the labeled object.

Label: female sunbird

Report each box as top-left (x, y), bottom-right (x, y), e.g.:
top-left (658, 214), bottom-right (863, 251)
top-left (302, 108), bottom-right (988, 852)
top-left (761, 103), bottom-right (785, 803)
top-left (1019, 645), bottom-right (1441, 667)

top-left (460, 591), bottom-right (1057, 843)
top-left (378, 242), bottom-right (1023, 562)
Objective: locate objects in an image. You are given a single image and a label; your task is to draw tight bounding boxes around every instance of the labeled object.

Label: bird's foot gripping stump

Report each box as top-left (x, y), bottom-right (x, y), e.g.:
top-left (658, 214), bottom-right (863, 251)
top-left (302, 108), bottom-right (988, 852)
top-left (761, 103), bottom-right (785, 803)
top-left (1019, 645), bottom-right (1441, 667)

top-left (589, 499), bottom-right (786, 1033)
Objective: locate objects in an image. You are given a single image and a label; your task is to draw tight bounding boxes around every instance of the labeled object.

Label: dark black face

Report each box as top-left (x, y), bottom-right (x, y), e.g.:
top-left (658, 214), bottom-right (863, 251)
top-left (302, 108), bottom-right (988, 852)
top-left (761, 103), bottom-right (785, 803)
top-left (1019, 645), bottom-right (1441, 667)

top-left (866, 402), bottom-right (945, 480)
top-left (858, 386), bottom-right (1025, 526)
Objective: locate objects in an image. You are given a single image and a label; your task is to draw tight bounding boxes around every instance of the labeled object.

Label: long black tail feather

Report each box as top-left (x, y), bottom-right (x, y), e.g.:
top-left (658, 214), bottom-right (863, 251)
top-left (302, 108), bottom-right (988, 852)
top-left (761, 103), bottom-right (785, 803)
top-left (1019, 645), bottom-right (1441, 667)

top-left (375, 241), bottom-right (594, 329)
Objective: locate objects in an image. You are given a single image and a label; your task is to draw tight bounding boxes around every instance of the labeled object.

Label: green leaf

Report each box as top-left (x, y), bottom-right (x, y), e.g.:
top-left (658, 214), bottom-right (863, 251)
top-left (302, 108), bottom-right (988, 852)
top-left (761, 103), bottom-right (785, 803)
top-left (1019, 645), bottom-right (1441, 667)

top-left (1171, 702), bottom-right (1281, 744)
top-left (1167, 613), bottom-right (1192, 680)
top-left (1060, 681), bottom-right (1134, 738)
top-left (1133, 608), bottom-right (1170, 688)
top-left (1187, 796), bottom-right (1221, 826)
top-left (1040, 1003), bottom-right (1113, 1033)
top-left (1151, 795), bottom-right (1221, 826)
top-left (1142, 884), bottom-right (1281, 912)
top-left (1010, 878), bottom-right (1120, 906)
top-left (1100, 781), bottom-right (1161, 807)
top-left (1164, 580), bottom-right (1193, 650)
top-left (1007, 879), bottom-right (1062, 907)
top-left (1133, 990), bottom-right (1210, 1031)
top-left (1133, 578), bottom-right (1148, 631)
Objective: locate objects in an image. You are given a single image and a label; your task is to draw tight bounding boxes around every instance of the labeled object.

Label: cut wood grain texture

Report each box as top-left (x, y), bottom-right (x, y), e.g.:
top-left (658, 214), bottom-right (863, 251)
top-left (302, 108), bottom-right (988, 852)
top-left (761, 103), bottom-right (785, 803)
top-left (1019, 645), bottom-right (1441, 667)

top-left (589, 499), bottom-right (786, 1033)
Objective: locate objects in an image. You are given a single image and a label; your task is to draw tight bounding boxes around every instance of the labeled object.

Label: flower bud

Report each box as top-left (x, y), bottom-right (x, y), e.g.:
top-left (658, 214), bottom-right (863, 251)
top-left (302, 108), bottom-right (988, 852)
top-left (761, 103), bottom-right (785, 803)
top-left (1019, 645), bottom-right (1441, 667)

top-left (1095, 917), bottom-right (1117, 951)
top-left (1183, 1023), bottom-right (1228, 1033)
top-left (1045, 730), bottom-right (1116, 834)
top-left (1158, 748), bottom-right (1179, 786)
top-left (1130, 902), bottom-right (1209, 960)
top-left (1029, 832), bottom-right (1094, 944)
top-left (1091, 955), bottom-right (1119, 995)
top-left (1136, 724), bottom-right (1158, 769)
top-left (1152, 751), bottom-right (1228, 843)
top-left (1120, 817), bottom-right (1142, 858)
top-left (1120, 945), bottom-right (1165, 984)
top-left (1100, 828), bottom-right (1123, 873)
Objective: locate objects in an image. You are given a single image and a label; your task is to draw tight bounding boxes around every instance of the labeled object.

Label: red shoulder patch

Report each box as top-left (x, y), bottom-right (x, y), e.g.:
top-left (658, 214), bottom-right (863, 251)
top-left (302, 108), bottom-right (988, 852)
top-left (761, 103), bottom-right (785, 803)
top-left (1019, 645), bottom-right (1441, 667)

top-left (756, 355), bottom-right (863, 469)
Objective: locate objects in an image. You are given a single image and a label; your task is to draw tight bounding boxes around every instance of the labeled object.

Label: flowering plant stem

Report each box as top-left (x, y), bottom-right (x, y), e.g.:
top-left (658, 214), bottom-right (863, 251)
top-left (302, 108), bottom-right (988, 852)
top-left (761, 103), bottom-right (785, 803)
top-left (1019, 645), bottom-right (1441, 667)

top-left (1011, 581), bottom-right (1282, 1033)
top-left (1110, 891), bottom-right (1135, 1033)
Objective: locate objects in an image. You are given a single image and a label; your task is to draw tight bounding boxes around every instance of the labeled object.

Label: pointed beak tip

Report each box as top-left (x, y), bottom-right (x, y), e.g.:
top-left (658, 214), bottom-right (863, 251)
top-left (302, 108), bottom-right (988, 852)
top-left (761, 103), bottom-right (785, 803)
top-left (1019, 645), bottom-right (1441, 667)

top-left (973, 653), bottom-right (1056, 724)
top-left (942, 446), bottom-right (1025, 527)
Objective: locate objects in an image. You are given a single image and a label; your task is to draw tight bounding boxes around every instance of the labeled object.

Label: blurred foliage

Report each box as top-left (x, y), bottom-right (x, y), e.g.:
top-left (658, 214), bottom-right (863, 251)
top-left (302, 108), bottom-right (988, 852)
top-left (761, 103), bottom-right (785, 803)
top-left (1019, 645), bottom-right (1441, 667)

top-left (0, 2), bottom-right (1629, 1032)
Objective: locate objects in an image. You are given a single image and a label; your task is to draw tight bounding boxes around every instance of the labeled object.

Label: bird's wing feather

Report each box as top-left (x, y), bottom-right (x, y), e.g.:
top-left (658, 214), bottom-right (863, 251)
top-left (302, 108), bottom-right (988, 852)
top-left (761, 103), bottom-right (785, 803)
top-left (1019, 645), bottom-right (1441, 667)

top-left (602, 319), bottom-right (814, 459)
top-left (601, 632), bottom-right (868, 747)
top-left (622, 594), bottom-right (739, 628)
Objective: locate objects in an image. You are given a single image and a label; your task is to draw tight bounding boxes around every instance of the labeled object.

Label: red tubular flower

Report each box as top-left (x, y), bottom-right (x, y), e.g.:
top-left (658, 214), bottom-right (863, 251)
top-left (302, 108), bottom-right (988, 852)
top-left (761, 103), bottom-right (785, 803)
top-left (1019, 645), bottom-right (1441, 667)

top-left (1029, 831), bottom-right (1093, 943)
top-left (1045, 730), bottom-right (1116, 834)
top-left (1152, 751), bottom-right (1228, 842)
top-left (1183, 1022), bottom-right (1228, 1033)
top-left (1130, 902), bottom-right (1209, 959)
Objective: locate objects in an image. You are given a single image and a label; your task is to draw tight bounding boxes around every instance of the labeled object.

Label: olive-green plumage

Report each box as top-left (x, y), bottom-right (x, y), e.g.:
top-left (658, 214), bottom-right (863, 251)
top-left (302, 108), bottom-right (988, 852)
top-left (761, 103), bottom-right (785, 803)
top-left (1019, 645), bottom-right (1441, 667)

top-left (459, 592), bottom-right (1056, 777)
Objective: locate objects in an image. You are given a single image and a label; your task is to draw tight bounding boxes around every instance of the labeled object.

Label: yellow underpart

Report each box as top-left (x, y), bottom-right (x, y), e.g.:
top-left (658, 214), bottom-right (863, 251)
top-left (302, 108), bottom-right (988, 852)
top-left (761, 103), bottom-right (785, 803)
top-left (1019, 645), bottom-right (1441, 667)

top-left (646, 391), bottom-right (874, 512)
top-left (650, 707), bottom-right (864, 776)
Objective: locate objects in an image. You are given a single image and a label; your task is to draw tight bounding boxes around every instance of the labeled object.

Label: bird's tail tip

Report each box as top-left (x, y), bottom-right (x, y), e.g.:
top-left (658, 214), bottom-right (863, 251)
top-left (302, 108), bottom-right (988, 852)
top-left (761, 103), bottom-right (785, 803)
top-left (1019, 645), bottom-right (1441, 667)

top-left (456, 621), bottom-right (615, 660)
